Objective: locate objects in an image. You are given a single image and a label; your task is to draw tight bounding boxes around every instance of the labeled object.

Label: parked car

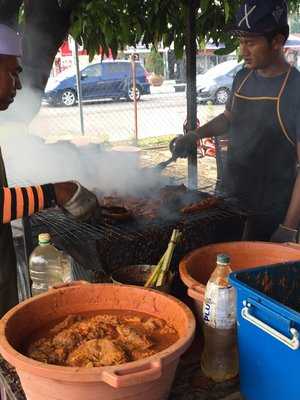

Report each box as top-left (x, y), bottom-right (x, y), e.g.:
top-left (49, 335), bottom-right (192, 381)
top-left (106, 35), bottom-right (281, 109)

top-left (197, 60), bottom-right (243, 105)
top-left (43, 60), bottom-right (151, 106)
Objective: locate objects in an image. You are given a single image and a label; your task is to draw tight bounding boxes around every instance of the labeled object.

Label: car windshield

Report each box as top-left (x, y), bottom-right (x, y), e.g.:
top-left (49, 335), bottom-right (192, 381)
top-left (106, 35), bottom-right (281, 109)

top-left (50, 67), bottom-right (77, 82)
top-left (203, 61), bottom-right (238, 78)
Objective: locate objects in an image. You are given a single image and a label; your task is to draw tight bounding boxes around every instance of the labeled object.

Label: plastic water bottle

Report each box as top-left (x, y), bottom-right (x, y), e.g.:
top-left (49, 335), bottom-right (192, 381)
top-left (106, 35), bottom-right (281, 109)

top-left (201, 253), bottom-right (238, 382)
top-left (29, 233), bottom-right (72, 296)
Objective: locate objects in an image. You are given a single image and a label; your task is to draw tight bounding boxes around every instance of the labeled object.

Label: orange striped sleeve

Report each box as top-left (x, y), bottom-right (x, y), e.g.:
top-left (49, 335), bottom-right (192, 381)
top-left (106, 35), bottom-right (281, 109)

top-left (3, 187), bottom-right (11, 223)
top-left (15, 187), bottom-right (24, 219)
top-left (36, 185), bottom-right (44, 211)
top-left (26, 186), bottom-right (35, 215)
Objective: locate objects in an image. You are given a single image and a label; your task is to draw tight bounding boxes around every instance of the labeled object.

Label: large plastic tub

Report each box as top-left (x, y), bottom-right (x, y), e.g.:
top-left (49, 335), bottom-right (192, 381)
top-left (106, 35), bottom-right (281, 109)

top-left (179, 241), bottom-right (300, 320)
top-left (0, 282), bottom-right (195, 400)
top-left (230, 262), bottom-right (300, 400)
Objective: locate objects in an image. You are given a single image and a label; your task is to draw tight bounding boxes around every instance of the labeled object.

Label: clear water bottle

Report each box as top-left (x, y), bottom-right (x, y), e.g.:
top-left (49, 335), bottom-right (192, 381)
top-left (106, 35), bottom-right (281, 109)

top-left (201, 253), bottom-right (238, 382)
top-left (29, 233), bottom-right (72, 296)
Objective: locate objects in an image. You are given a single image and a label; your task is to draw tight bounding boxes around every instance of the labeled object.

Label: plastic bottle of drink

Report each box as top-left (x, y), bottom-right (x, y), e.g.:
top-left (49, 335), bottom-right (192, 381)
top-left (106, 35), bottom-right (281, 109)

top-left (201, 253), bottom-right (238, 382)
top-left (29, 233), bottom-right (72, 296)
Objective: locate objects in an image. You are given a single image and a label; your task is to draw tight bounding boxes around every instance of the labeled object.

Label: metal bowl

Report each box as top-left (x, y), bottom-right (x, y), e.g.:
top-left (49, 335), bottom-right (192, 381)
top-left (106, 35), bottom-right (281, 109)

top-left (111, 264), bottom-right (174, 293)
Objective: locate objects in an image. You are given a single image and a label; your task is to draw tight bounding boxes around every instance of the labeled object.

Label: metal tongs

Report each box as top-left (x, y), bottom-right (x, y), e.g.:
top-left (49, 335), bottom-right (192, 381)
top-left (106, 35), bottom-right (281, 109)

top-left (154, 137), bottom-right (179, 171)
top-left (154, 155), bottom-right (177, 171)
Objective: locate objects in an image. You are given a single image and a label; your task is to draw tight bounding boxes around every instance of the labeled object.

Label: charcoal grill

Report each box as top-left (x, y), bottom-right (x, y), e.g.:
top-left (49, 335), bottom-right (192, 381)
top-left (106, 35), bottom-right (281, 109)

top-left (23, 193), bottom-right (245, 281)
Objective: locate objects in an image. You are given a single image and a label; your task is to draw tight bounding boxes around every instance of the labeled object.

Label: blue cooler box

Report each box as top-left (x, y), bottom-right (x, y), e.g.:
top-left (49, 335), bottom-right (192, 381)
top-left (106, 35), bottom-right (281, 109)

top-left (229, 261), bottom-right (300, 400)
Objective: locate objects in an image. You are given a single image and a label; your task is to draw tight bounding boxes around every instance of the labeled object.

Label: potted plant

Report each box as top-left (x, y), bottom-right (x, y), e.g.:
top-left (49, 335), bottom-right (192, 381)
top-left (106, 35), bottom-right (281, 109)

top-left (146, 47), bottom-right (164, 86)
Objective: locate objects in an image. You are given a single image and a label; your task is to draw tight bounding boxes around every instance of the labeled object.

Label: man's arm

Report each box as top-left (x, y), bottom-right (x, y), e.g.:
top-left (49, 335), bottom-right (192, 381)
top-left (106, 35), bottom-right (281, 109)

top-left (282, 143), bottom-right (300, 229)
top-left (1, 181), bottom-right (97, 224)
top-left (194, 110), bottom-right (232, 139)
top-left (172, 111), bottom-right (231, 158)
top-left (271, 143), bottom-right (300, 242)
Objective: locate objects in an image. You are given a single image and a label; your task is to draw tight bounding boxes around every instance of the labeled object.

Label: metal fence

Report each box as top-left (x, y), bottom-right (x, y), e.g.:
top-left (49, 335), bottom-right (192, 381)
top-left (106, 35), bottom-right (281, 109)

top-left (27, 76), bottom-right (223, 192)
top-left (29, 82), bottom-right (188, 143)
top-left (28, 56), bottom-right (223, 145)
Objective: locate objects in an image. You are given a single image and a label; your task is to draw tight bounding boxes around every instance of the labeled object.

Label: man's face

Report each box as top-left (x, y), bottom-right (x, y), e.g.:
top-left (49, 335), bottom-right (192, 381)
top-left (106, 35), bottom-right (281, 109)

top-left (0, 55), bottom-right (22, 110)
top-left (239, 35), bottom-right (278, 70)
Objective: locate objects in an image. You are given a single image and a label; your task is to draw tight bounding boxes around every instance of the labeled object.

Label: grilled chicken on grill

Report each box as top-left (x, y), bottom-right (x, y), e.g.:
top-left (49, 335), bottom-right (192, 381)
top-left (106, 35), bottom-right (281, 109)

top-left (98, 185), bottom-right (220, 221)
top-left (181, 196), bottom-right (220, 214)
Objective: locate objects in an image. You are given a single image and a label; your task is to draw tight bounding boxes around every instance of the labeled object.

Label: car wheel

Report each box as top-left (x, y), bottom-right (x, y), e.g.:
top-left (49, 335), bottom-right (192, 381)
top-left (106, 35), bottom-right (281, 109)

top-left (127, 86), bottom-right (141, 101)
top-left (61, 89), bottom-right (77, 107)
top-left (215, 88), bottom-right (230, 105)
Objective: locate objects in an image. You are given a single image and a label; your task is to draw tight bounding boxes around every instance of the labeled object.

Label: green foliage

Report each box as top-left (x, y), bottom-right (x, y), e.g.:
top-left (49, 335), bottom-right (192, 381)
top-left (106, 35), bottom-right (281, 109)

top-left (4, 0), bottom-right (300, 60)
top-left (67, 0), bottom-right (300, 61)
top-left (145, 48), bottom-right (164, 75)
top-left (290, 13), bottom-right (300, 33)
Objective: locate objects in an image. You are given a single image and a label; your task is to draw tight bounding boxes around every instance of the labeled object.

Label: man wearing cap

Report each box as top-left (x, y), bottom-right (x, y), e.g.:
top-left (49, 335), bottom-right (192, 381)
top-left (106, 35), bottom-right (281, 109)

top-left (173, 0), bottom-right (300, 242)
top-left (0, 24), bottom-right (98, 316)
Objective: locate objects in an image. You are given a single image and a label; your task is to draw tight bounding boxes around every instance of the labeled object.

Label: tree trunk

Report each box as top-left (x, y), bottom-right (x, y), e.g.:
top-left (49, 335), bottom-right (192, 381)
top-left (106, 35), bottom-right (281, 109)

top-left (0, 0), bottom-right (22, 27)
top-left (1, 0), bottom-right (73, 124)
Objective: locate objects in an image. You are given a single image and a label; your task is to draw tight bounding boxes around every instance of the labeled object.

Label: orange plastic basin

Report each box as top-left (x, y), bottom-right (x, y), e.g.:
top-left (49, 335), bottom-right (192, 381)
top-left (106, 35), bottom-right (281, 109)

top-left (0, 282), bottom-right (195, 400)
top-left (179, 241), bottom-right (300, 318)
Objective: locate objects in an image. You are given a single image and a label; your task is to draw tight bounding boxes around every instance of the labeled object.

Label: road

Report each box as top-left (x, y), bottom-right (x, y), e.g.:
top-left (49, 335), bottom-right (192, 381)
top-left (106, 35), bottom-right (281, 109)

top-left (29, 92), bottom-right (224, 142)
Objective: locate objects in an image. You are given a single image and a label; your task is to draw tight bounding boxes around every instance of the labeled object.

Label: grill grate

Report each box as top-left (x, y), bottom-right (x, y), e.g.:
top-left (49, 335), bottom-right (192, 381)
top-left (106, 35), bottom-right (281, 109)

top-left (25, 196), bottom-right (245, 279)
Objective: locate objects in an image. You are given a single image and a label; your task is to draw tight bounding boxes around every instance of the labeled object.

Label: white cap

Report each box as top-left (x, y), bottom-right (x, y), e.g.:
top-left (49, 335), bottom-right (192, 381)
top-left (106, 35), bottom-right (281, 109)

top-left (38, 233), bottom-right (51, 244)
top-left (0, 24), bottom-right (22, 56)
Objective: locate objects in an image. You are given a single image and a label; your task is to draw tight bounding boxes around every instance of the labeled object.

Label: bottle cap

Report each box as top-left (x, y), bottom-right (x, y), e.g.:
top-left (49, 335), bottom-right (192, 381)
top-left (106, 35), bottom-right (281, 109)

top-left (38, 233), bottom-right (51, 244)
top-left (217, 253), bottom-right (230, 265)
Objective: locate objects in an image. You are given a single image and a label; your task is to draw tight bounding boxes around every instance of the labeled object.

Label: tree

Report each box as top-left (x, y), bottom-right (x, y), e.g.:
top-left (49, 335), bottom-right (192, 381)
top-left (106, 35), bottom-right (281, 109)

top-left (290, 13), bottom-right (300, 33)
top-left (145, 48), bottom-right (164, 76)
top-left (0, 0), bottom-right (299, 122)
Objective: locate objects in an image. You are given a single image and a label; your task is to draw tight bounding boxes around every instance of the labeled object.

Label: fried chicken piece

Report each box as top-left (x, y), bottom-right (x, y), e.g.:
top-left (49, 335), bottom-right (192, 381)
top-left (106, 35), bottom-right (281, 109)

top-left (160, 325), bottom-right (177, 336)
top-left (67, 339), bottom-right (128, 367)
top-left (121, 315), bottom-right (142, 324)
top-left (49, 315), bottom-right (82, 335)
top-left (142, 317), bottom-right (165, 334)
top-left (28, 337), bottom-right (68, 365)
top-left (28, 338), bottom-right (54, 363)
top-left (52, 316), bottom-right (117, 351)
top-left (52, 328), bottom-right (81, 351)
top-left (131, 348), bottom-right (157, 361)
top-left (116, 324), bottom-right (152, 351)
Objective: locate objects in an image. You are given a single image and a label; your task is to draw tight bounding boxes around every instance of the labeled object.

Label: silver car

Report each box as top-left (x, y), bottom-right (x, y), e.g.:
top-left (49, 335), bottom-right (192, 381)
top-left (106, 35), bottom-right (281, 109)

top-left (197, 60), bottom-right (243, 105)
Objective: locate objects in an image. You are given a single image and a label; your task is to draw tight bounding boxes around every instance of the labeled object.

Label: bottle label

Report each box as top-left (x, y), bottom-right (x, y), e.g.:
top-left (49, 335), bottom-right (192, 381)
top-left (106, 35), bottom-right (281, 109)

top-left (203, 282), bottom-right (236, 329)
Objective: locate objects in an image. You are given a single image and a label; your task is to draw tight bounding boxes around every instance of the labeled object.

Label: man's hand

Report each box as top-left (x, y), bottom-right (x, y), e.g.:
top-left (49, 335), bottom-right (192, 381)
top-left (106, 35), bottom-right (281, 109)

top-left (270, 224), bottom-right (298, 243)
top-left (55, 181), bottom-right (98, 221)
top-left (170, 131), bottom-right (198, 159)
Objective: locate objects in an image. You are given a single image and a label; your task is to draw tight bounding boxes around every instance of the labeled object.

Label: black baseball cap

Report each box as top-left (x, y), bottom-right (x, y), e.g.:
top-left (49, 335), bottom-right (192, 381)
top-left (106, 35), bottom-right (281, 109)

top-left (229, 0), bottom-right (288, 36)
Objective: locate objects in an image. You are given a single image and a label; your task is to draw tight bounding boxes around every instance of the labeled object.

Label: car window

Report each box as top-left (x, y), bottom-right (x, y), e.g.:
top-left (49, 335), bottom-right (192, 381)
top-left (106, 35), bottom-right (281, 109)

top-left (82, 65), bottom-right (102, 78)
top-left (105, 63), bottom-right (128, 74)
top-left (136, 64), bottom-right (145, 76)
top-left (228, 64), bottom-right (242, 77)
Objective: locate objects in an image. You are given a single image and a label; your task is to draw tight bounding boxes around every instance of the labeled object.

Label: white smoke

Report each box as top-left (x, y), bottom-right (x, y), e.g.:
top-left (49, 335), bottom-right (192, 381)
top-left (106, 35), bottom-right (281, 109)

top-left (0, 123), bottom-right (166, 197)
top-left (0, 65), bottom-right (169, 197)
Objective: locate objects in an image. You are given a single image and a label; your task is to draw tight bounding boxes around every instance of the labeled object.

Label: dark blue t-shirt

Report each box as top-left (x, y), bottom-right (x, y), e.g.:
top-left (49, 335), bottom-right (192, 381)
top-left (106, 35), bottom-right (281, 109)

top-left (226, 66), bottom-right (300, 144)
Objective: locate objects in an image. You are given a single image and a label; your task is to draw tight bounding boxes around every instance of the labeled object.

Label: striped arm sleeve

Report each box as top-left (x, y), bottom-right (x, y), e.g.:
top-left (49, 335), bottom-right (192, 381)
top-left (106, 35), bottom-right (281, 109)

top-left (0, 183), bottom-right (57, 224)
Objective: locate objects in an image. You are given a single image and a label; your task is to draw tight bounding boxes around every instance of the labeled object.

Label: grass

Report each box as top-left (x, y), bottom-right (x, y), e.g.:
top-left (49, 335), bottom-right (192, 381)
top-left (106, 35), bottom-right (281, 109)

top-left (103, 134), bottom-right (176, 150)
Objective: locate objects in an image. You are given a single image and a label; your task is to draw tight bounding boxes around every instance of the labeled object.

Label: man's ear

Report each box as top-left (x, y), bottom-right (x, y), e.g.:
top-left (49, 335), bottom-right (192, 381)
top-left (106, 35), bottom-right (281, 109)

top-left (272, 34), bottom-right (285, 50)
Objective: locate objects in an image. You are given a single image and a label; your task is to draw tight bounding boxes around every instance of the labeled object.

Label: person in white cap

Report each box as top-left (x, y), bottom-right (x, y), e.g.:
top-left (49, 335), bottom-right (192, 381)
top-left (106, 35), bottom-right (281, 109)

top-left (0, 24), bottom-right (98, 316)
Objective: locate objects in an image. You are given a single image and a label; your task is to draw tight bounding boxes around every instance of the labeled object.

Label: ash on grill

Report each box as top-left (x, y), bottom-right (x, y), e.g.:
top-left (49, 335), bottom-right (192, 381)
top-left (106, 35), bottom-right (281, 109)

top-left (24, 187), bottom-right (245, 281)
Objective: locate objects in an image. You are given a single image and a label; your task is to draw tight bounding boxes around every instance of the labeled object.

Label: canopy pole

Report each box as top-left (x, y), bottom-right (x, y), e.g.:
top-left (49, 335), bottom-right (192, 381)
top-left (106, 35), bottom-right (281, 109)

top-left (185, 0), bottom-right (198, 189)
top-left (72, 38), bottom-right (85, 135)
